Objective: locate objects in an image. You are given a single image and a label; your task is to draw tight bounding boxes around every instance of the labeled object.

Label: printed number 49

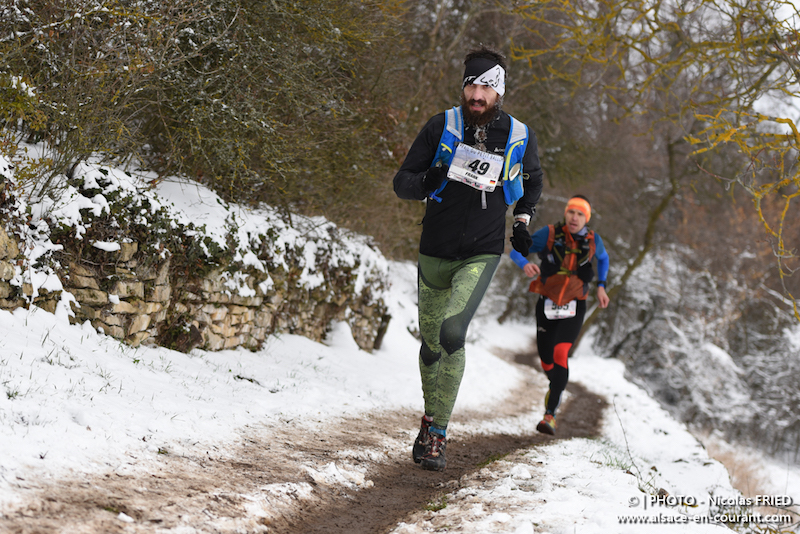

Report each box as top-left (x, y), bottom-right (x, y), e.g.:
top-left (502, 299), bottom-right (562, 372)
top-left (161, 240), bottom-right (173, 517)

top-left (468, 159), bottom-right (490, 175)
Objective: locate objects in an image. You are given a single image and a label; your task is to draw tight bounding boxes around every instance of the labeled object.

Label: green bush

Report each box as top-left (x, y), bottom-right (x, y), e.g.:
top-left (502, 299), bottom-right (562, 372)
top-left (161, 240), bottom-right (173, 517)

top-left (0, 0), bottom-right (403, 216)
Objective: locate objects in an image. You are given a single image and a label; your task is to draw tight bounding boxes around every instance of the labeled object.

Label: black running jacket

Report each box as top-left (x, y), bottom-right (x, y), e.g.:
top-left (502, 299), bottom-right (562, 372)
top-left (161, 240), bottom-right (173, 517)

top-left (393, 111), bottom-right (544, 260)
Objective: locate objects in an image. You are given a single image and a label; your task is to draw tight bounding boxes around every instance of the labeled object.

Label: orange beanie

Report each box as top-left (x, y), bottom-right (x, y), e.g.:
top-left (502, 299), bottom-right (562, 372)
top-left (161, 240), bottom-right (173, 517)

top-left (565, 197), bottom-right (591, 223)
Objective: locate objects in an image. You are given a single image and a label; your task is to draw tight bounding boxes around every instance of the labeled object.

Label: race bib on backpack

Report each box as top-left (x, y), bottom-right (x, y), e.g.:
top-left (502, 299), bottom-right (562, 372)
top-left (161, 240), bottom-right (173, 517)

top-left (543, 298), bottom-right (577, 320)
top-left (447, 143), bottom-right (504, 192)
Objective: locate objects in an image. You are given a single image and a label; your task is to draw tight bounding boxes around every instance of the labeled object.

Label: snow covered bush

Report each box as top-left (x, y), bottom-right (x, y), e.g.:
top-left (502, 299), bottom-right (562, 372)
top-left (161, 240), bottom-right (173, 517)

top-left (592, 246), bottom-right (800, 462)
top-left (0, 152), bottom-right (391, 352)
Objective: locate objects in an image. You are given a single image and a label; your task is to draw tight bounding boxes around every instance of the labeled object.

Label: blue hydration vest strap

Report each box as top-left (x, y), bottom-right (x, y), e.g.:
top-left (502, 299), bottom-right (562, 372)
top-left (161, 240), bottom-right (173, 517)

top-left (428, 106), bottom-right (528, 205)
top-left (502, 116), bottom-right (528, 205)
top-left (429, 107), bottom-right (463, 203)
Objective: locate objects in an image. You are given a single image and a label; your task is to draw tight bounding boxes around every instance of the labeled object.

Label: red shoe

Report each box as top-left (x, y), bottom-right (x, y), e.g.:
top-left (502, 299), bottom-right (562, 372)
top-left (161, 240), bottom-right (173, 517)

top-left (537, 413), bottom-right (556, 435)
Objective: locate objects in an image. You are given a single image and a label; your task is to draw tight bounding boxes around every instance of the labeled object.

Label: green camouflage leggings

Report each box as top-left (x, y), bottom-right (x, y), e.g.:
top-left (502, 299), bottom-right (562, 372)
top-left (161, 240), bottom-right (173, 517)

top-left (417, 253), bottom-right (501, 430)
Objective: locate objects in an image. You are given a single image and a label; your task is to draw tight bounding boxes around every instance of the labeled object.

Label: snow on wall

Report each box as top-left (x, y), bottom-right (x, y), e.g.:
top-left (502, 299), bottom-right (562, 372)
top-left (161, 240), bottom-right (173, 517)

top-left (0, 150), bottom-right (391, 352)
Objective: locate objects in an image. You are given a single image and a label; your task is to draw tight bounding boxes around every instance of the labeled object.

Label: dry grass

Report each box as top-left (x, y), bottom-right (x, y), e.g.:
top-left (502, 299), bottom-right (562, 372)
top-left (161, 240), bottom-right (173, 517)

top-left (702, 435), bottom-right (772, 498)
top-left (697, 433), bottom-right (800, 529)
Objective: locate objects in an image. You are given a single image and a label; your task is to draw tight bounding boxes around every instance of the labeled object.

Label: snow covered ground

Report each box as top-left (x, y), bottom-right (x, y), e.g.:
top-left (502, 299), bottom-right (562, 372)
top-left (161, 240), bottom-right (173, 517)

top-left (0, 160), bottom-right (797, 531)
top-left (1, 256), bottom-right (798, 532)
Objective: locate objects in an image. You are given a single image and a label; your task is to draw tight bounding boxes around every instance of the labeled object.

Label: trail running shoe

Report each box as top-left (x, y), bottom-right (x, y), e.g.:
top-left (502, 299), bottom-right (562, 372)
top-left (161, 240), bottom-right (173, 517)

top-left (420, 432), bottom-right (447, 471)
top-left (412, 416), bottom-right (432, 463)
top-left (536, 413), bottom-right (557, 435)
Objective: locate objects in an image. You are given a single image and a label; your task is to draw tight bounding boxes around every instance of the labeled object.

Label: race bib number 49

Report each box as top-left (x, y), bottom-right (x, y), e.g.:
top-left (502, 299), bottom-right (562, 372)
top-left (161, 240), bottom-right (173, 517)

top-left (543, 298), bottom-right (577, 320)
top-left (447, 143), bottom-right (504, 192)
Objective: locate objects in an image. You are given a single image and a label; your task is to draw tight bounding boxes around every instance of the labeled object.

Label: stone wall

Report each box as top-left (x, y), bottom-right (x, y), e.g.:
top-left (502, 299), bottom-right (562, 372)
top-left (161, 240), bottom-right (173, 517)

top-left (0, 224), bottom-right (391, 354)
top-left (0, 226), bottom-right (20, 308)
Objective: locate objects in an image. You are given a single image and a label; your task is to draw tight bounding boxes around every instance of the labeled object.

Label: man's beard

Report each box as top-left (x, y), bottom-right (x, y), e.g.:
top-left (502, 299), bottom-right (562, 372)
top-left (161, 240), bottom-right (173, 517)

top-left (460, 92), bottom-right (503, 127)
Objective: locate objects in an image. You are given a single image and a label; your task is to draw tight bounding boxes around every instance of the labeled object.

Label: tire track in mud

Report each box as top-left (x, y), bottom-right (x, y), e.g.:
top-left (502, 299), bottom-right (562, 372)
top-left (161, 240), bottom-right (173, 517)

top-left (0, 352), bottom-right (606, 534)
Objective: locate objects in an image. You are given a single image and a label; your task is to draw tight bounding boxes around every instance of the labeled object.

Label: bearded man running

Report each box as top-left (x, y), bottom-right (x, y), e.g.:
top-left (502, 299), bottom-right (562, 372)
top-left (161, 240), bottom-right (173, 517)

top-left (393, 45), bottom-right (544, 471)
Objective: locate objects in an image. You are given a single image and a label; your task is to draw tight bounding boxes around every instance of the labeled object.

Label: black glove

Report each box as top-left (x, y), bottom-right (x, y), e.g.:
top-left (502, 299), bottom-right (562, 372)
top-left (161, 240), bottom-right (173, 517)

top-left (422, 164), bottom-right (448, 193)
top-left (510, 221), bottom-right (533, 256)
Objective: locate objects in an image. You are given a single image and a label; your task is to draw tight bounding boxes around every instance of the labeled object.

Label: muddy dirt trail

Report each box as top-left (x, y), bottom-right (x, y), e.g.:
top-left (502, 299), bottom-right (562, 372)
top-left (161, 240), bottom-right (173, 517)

top-left (0, 352), bottom-right (607, 534)
top-left (285, 382), bottom-right (606, 534)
